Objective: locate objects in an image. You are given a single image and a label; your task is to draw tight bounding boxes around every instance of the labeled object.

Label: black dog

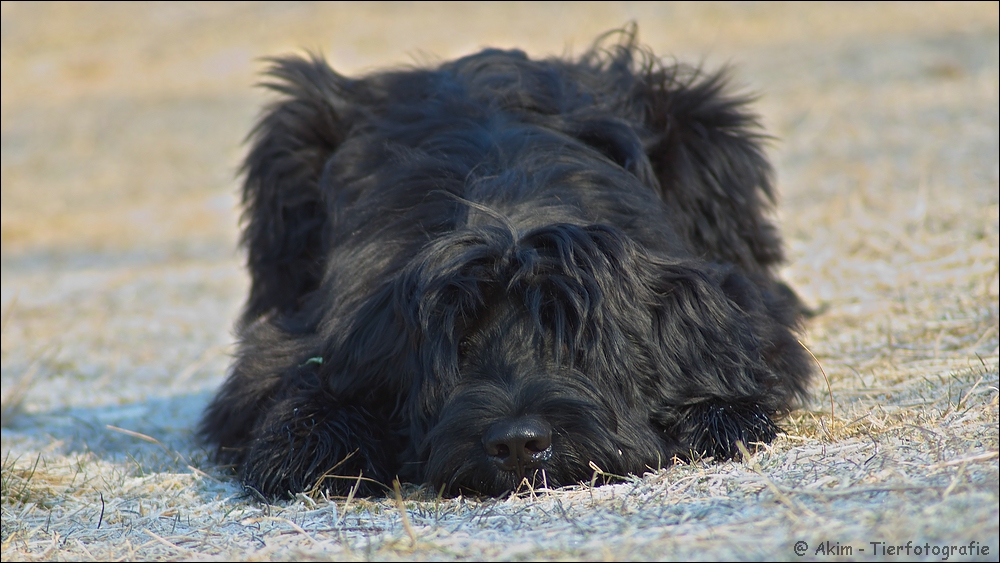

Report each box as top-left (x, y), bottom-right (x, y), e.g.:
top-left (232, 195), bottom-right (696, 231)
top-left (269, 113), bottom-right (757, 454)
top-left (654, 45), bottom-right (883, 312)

top-left (200, 29), bottom-right (812, 499)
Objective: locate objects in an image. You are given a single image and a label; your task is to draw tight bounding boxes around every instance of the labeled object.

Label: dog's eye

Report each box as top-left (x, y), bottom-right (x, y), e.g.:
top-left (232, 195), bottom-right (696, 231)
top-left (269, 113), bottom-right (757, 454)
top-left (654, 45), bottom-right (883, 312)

top-left (458, 337), bottom-right (473, 358)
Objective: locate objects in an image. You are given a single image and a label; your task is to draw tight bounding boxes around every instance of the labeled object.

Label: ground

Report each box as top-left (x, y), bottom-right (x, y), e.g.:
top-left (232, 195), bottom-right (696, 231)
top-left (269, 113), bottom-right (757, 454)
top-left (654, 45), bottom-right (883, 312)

top-left (1, 2), bottom-right (998, 561)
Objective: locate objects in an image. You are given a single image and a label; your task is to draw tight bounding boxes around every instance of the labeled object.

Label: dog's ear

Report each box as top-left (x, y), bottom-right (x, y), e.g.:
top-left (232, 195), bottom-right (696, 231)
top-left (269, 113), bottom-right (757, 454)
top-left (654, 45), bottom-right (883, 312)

top-left (645, 262), bottom-right (776, 400)
top-left (638, 66), bottom-right (784, 277)
top-left (240, 54), bottom-right (354, 323)
top-left (644, 261), bottom-right (812, 459)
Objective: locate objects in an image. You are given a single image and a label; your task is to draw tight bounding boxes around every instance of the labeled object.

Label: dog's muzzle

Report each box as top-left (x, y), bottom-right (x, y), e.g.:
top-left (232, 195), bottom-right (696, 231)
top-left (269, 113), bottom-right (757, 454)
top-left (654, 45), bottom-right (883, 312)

top-left (482, 416), bottom-right (553, 477)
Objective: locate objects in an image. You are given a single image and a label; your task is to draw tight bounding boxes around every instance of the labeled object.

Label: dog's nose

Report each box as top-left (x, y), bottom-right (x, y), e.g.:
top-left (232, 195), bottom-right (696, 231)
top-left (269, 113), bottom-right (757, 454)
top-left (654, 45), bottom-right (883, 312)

top-left (482, 417), bottom-right (553, 476)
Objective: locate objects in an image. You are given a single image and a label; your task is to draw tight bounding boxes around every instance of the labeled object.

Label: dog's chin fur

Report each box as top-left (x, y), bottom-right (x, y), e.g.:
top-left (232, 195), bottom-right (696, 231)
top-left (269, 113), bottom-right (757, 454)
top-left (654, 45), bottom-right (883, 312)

top-left (199, 27), bottom-right (814, 500)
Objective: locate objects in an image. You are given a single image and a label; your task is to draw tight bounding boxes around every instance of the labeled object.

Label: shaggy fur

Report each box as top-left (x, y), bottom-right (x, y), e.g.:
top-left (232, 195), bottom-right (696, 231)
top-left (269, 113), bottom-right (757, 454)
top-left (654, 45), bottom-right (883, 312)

top-left (200, 29), bottom-right (813, 499)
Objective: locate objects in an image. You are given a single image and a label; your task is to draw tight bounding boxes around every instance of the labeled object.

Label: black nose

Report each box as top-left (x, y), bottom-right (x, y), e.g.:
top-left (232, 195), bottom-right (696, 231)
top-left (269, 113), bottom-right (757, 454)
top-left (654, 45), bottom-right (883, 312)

top-left (482, 417), bottom-right (553, 476)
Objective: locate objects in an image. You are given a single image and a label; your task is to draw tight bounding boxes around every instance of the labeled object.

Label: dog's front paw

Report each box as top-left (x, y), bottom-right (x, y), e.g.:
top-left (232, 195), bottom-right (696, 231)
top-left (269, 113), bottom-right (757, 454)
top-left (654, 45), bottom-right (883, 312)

top-left (239, 399), bottom-right (395, 500)
top-left (654, 399), bottom-right (779, 462)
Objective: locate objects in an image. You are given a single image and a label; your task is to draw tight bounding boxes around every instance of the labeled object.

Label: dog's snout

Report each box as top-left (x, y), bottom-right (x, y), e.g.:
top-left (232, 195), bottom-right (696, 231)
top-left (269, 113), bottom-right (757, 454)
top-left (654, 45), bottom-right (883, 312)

top-left (483, 417), bottom-right (553, 475)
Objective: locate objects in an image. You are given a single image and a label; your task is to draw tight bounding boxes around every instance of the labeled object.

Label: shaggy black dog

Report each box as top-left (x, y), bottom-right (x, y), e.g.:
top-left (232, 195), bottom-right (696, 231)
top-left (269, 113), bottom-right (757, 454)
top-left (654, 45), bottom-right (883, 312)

top-left (200, 29), bottom-right (813, 500)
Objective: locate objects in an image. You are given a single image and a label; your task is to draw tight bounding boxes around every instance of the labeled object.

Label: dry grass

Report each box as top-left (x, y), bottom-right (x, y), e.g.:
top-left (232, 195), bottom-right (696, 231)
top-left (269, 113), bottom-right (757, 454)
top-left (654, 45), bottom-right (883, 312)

top-left (2, 2), bottom-right (998, 561)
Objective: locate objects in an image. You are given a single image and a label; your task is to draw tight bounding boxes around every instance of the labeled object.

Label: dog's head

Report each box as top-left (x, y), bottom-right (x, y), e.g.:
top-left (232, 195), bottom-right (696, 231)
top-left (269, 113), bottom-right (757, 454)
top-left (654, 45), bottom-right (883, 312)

top-left (318, 215), bottom-right (797, 496)
top-left (412, 222), bottom-right (673, 495)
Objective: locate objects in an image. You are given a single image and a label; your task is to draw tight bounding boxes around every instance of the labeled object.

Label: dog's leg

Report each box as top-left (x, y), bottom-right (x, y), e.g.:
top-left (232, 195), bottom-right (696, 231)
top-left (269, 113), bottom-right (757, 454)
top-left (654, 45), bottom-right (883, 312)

top-left (238, 381), bottom-right (396, 499)
top-left (198, 319), bottom-right (298, 466)
top-left (200, 319), bottom-right (398, 499)
top-left (653, 400), bottom-right (780, 461)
